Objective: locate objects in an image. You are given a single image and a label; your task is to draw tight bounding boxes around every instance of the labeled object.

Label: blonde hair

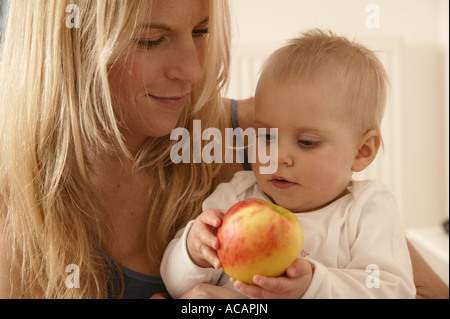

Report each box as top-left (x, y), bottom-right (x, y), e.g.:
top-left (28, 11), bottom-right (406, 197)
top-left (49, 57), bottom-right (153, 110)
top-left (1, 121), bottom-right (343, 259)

top-left (0, 0), bottom-right (230, 298)
top-left (261, 29), bottom-right (389, 138)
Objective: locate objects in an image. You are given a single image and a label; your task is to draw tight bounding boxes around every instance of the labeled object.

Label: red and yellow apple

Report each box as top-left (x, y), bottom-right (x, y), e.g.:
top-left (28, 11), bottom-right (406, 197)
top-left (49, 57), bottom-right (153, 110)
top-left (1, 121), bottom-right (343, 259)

top-left (217, 198), bottom-right (304, 284)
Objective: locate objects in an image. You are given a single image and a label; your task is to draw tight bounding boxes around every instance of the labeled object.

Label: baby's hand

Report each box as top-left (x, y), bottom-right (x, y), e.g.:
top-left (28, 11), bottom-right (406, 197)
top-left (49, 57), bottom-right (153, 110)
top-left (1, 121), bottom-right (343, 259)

top-left (231, 259), bottom-right (313, 299)
top-left (186, 209), bottom-right (225, 269)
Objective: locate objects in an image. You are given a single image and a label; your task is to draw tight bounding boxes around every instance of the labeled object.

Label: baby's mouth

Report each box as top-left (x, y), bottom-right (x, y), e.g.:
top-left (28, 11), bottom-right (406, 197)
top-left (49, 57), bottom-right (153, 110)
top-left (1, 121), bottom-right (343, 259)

top-left (270, 176), bottom-right (298, 189)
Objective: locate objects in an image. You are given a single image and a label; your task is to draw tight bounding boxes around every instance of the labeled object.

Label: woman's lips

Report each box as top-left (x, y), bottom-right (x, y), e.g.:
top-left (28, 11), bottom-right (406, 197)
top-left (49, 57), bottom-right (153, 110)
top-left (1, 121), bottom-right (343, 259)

top-left (148, 94), bottom-right (188, 110)
top-left (271, 176), bottom-right (298, 189)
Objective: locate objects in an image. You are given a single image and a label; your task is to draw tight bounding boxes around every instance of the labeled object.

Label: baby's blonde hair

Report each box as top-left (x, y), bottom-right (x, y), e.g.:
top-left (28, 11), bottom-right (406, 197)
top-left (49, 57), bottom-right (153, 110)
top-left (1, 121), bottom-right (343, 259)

top-left (261, 29), bottom-right (389, 138)
top-left (0, 0), bottom-right (230, 298)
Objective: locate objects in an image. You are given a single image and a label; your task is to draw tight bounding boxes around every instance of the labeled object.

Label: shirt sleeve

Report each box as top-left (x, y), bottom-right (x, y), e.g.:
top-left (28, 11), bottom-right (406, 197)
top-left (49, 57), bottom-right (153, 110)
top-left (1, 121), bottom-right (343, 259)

top-left (302, 183), bottom-right (416, 299)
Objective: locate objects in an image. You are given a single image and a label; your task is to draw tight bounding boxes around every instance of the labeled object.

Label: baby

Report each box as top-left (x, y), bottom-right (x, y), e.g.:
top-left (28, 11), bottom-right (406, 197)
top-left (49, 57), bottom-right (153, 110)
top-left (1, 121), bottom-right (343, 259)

top-left (161, 29), bottom-right (416, 299)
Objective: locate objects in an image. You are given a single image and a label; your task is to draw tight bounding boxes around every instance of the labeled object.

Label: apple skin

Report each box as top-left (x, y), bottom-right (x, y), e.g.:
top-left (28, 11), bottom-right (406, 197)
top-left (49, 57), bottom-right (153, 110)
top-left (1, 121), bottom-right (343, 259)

top-left (217, 198), bottom-right (304, 285)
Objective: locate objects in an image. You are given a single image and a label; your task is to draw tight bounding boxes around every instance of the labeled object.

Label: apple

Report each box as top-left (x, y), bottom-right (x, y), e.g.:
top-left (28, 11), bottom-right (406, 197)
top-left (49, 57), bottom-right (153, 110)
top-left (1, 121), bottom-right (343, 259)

top-left (217, 198), bottom-right (304, 285)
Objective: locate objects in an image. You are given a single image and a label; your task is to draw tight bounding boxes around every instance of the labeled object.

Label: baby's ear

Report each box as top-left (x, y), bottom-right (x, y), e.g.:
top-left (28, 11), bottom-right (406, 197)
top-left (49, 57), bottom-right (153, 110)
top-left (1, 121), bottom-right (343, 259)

top-left (352, 130), bottom-right (381, 172)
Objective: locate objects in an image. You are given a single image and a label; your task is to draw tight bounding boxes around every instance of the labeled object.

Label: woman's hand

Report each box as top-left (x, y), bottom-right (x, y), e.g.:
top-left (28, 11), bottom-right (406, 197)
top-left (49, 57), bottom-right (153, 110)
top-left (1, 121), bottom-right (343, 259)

top-left (179, 283), bottom-right (248, 299)
top-left (407, 239), bottom-right (449, 299)
top-left (231, 258), bottom-right (313, 299)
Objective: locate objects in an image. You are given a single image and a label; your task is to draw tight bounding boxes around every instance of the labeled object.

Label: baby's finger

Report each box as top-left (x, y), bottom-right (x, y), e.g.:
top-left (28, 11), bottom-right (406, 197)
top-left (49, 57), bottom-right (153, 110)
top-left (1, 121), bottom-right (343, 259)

top-left (201, 245), bottom-right (221, 269)
top-left (200, 209), bottom-right (224, 228)
top-left (231, 279), bottom-right (267, 299)
top-left (252, 274), bottom-right (288, 293)
top-left (286, 258), bottom-right (313, 278)
top-left (197, 223), bottom-right (220, 250)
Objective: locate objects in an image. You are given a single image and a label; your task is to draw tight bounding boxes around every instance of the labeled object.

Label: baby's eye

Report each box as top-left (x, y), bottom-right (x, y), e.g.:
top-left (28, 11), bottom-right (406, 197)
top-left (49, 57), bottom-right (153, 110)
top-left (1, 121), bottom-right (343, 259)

top-left (298, 139), bottom-right (320, 149)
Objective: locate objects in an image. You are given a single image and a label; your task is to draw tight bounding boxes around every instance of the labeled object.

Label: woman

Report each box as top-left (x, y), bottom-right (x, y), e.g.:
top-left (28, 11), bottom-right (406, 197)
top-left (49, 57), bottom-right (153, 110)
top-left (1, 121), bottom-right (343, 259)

top-left (0, 0), bottom-right (233, 298)
top-left (0, 0), bottom-right (447, 299)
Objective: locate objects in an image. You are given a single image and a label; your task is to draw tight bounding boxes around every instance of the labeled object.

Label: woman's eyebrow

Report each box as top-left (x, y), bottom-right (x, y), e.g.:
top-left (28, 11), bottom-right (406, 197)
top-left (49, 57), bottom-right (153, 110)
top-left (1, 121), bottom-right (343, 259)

top-left (138, 23), bottom-right (171, 31)
top-left (196, 17), bottom-right (209, 26)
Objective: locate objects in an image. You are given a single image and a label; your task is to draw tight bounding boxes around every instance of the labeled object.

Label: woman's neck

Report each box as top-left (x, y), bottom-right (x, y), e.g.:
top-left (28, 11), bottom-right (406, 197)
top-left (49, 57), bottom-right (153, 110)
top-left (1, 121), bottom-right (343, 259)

top-left (89, 152), bottom-right (159, 276)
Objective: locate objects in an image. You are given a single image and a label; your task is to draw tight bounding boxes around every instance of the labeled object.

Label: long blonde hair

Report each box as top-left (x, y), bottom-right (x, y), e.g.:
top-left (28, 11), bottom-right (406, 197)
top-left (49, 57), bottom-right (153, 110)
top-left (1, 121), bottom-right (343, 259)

top-left (0, 0), bottom-right (231, 298)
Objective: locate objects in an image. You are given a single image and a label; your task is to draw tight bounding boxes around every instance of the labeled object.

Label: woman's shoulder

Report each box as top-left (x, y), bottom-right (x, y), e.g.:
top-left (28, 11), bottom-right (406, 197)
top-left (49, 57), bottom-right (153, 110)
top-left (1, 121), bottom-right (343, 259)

top-left (236, 97), bottom-right (254, 130)
top-left (222, 97), bottom-right (254, 130)
top-left (220, 97), bottom-right (255, 182)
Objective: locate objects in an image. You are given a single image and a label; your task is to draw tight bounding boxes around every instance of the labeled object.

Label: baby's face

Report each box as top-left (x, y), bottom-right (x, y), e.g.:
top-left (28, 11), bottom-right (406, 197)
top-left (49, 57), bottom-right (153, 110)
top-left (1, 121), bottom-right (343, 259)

top-left (252, 74), bottom-right (361, 213)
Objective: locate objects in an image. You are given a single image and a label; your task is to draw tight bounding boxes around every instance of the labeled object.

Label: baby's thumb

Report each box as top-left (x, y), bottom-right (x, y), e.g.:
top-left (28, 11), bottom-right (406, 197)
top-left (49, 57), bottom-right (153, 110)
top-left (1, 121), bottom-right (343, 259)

top-left (286, 259), bottom-right (312, 278)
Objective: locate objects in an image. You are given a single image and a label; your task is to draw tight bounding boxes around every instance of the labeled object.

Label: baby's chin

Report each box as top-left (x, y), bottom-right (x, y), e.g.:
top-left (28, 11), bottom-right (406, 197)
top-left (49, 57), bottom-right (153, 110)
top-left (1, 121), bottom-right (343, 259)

top-left (262, 193), bottom-right (303, 214)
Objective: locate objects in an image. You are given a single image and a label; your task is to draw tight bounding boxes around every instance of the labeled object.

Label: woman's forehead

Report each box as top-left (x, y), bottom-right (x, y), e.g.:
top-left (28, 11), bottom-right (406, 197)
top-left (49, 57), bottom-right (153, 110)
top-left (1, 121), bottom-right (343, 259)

top-left (140, 0), bottom-right (209, 29)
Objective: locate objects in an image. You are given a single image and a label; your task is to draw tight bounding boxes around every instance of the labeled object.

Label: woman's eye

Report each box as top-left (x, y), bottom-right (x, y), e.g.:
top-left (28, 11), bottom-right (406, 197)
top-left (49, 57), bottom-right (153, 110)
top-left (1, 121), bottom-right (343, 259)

top-left (136, 38), bottom-right (166, 49)
top-left (192, 28), bottom-right (209, 38)
top-left (136, 28), bottom-right (208, 49)
top-left (299, 139), bottom-right (319, 148)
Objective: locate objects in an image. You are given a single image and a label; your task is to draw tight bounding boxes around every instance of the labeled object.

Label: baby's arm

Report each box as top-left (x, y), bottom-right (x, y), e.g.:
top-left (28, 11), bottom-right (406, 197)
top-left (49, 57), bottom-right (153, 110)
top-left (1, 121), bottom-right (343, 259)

top-left (160, 211), bottom-right (225, 298)
top-left (186, 209), bottom-right (224, 269)
top-left (161, 171), bottom-right (257, 298)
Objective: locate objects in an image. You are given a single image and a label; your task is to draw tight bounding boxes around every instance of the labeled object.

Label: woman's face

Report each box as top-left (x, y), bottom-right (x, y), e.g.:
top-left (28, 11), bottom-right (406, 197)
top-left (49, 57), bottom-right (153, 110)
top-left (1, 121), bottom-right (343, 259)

top-left (108, 0), bottom-right (209, 153)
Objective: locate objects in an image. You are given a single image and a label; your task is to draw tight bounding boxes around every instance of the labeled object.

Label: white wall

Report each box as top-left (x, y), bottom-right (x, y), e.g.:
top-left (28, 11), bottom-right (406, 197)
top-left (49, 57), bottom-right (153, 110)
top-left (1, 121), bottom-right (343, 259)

top-left (226, 0), bottom-right (449, 230)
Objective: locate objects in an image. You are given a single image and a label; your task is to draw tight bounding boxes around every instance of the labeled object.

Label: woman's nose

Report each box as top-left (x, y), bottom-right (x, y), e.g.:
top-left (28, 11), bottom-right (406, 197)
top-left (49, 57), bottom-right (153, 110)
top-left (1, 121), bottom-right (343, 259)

top-left (166, 38), bottom-right (203, 85)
